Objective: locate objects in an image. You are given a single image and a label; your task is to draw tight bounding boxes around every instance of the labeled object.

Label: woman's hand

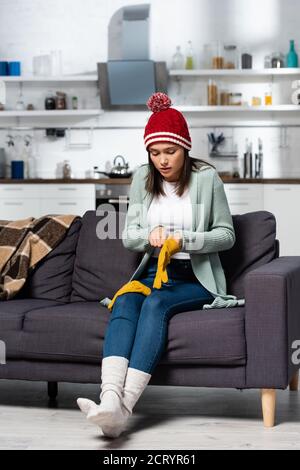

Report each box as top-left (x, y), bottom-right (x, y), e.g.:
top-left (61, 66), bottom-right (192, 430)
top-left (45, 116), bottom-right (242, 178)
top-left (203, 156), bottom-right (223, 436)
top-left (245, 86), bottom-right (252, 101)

top-left (149, 225), bottom-right (168, 248)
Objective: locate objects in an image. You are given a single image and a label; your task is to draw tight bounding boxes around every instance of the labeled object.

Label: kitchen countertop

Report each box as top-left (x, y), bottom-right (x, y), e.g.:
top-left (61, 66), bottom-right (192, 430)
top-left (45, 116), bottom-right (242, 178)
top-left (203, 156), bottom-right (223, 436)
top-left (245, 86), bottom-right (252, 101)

top-left (0, 177), bottom-right (300, 184)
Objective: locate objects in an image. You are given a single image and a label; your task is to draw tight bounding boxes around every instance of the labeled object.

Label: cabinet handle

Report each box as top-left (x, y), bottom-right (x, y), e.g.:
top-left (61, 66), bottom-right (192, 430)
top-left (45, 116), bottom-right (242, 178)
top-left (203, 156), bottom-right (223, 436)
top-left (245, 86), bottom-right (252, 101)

top-left (4, 202), bottom-right (23, 206)
top-left (58, 188), bottom-right (78, 191)
top-left (58, 202), bottom-right (78, 206)
top-left (3, 187), bottom-right (24, 191)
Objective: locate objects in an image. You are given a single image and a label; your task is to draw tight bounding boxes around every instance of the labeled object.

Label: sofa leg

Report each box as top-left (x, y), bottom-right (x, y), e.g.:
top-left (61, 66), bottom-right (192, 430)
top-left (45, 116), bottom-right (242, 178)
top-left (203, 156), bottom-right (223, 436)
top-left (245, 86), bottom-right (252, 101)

top-left (48, 382), bottom-right (58, 400)
top-left (261, 389), bottom-right (276, 427)
top-left (289, 370), bottom-right (299, 391)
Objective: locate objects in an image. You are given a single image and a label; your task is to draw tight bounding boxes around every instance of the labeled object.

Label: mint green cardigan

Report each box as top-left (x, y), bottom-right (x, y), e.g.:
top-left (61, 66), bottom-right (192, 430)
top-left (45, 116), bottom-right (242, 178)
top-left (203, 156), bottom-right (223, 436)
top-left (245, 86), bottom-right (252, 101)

top-left (100, 162), bottom-right (245, 310)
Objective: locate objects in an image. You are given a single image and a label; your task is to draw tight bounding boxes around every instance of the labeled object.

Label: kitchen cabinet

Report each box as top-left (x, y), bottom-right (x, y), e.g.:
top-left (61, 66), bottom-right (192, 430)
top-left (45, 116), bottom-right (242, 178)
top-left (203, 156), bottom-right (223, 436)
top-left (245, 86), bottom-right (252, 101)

top-left (0, 184), bottom-right (95, 219)
top-left (224, 184), bottom-right (264, 214)
top-left (263, 185), bottom-right (300, 256)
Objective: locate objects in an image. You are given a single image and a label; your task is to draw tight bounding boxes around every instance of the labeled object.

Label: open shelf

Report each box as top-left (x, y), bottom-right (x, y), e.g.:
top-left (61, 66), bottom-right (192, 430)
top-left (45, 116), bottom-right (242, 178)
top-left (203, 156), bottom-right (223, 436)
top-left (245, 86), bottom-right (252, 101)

top-left (175, 105), bottom-right (300, 113)
top-left (169, 68), bottom-right (300, 77)
top-left (0, 75), bottom-right (98, 82)
top-left (0, 110), bottom-right (102, 117)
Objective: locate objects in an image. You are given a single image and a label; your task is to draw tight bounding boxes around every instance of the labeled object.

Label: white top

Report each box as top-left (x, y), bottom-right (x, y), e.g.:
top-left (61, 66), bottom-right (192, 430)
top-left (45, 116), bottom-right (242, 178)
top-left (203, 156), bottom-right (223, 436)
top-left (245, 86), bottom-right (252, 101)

top-left (147, 179), bottom-right (193, 259)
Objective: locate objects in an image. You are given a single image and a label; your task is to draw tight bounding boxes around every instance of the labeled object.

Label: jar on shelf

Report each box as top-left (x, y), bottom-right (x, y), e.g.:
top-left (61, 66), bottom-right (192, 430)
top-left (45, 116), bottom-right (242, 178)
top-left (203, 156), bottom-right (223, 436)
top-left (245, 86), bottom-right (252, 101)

top-left (241, 51), bottom-right (253, 69)
top-left (45, 90), bottom-right (56, 110)
top-left (224, 44), bottom-right (239, 69)
top-left (220, 89), bottom-right (230, 106)
top-left (207, 79), bottom-right (218, 105)
top-left (271, 52), bottom-right (285, 68)
top-left (252, 96), bottom-right (262, 106)
top-left (62, 160), bottom-right (72, 179)
top-left (265, 85), bottom-right (273, 105)
top-left (72, 96), bottom-right (78, 110)
top-left (264, 55), bottom-right (272, 68)
top-left (228, 92), bottom-right (243, 106)
top-left (56, 91), bottom-right (67, 110)
top-left (211, 40), bottom-right (224, 69)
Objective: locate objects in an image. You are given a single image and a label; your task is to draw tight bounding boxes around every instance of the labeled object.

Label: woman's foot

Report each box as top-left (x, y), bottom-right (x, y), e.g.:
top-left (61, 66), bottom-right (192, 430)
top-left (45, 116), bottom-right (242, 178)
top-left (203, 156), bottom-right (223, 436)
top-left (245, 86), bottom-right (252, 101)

top-left (101, 422), bottom-right (127, 438)
top-left (77, 397), bottom-right (98, 415)
top-left (86, 390), bottom-right (130, 429)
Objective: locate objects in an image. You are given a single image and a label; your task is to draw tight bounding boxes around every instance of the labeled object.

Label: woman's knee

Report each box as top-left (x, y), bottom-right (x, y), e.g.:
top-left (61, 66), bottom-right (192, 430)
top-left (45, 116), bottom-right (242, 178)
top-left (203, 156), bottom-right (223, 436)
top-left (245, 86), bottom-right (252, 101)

top-left (110, 292), bottom-right (144, 318)
top-left (139, 293), bottom-right (168, 322)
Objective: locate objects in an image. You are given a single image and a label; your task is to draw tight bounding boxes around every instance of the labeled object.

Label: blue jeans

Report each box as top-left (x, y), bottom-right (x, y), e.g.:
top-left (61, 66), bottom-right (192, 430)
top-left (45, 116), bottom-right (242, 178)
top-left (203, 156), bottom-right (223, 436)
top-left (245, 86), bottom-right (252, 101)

top-left (102, 256), bottom-right (214, 374)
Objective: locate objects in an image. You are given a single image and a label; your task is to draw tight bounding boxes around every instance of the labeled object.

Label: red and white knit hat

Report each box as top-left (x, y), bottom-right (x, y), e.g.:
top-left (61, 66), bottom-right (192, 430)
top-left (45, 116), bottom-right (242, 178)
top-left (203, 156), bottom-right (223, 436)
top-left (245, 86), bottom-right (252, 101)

top-left (144, 92), bottom-right (192, 151)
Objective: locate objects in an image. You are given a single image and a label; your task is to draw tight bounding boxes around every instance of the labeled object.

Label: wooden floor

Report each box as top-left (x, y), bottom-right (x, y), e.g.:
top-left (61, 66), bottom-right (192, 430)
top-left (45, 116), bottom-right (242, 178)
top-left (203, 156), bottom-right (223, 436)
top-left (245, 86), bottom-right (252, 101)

top-left (0, 380), bottom-right (299, 450)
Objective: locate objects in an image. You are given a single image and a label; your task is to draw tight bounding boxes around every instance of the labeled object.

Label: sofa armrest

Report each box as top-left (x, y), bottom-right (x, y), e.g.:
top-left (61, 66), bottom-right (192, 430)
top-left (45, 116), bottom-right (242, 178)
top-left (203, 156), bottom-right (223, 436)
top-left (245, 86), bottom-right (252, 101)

top-left (244, 256), bottom-right (300, 389)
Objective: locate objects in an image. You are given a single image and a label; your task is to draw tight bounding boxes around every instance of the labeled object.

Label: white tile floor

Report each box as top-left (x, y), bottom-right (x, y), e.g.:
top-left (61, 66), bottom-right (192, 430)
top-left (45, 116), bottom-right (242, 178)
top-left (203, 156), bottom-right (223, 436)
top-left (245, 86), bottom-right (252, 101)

top-left (0, 380), bottom-right (299, 450)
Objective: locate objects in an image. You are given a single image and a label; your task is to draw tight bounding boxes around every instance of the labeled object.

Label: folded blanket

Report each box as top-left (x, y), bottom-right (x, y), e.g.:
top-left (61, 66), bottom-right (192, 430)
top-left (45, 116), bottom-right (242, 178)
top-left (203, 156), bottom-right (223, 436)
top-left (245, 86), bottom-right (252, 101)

top-left (0, 214), bottom-right (79, 300)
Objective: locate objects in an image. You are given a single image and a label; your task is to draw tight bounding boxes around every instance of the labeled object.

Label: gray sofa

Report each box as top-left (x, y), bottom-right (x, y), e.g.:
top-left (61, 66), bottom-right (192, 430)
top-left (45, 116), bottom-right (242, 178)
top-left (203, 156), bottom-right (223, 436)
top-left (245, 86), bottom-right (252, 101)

top-left (0, 209), bottom-right (299, 427)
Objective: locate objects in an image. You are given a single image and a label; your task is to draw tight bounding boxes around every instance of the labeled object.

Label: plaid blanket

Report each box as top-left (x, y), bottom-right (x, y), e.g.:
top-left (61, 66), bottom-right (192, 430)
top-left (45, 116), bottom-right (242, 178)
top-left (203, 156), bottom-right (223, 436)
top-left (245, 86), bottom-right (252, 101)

top-left (0, 214), bottom-right (80, 300)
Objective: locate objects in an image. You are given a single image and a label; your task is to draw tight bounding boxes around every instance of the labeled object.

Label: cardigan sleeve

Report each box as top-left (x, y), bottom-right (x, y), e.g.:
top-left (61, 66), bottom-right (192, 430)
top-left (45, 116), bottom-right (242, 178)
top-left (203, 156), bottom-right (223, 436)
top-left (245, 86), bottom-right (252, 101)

top-left (177, 171), bottom-right (236, 254)
top-left (121, 167), bottom-right (153, 252)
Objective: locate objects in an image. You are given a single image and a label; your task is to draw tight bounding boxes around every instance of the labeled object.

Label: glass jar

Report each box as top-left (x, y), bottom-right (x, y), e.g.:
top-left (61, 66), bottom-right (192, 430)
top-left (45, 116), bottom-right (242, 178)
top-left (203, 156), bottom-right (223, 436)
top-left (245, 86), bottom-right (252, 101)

top-left (45, 90), bottom-right (56, 110)
top-left (264, 55), bottom-right (272, 68)
top-left (56, 91), bottom-right (67, 110)
top-left (62, 160), bottom-right (72, 179)
top-left (224, 44), bottom-right (238, 69)
top-left (241, 52), bottom-right (253, 69)
top-left (271, 52), bottom-right (285, 68)
top-left (265, 92), bottom-right (272, 105)
top-left (252, 96), bottom-right (262, 106)
top-left (220, 89), bottom-right (230, 106)
top-left (72, 96), bottom-right (78, 110)
top-left (207, 79), bottom-right (218, 105)
top-left (228, 92), bottom-right (242, 106)
top-left (211, 40), bottom-right (224, 69)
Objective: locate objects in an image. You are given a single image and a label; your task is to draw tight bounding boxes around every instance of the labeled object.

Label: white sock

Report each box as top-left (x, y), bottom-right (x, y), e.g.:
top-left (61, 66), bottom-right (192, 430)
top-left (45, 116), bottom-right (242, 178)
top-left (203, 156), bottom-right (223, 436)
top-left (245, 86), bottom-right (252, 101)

top-left (86, 390), bottom-right (130, 430)
top-left (77, 398), bottom-right (99, 415)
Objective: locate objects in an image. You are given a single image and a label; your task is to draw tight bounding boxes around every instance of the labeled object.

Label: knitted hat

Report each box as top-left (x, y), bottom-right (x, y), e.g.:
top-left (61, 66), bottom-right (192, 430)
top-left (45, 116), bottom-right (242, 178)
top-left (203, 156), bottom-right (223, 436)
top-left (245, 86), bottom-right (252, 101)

top-left (144, 92), bottom-right (192, 151)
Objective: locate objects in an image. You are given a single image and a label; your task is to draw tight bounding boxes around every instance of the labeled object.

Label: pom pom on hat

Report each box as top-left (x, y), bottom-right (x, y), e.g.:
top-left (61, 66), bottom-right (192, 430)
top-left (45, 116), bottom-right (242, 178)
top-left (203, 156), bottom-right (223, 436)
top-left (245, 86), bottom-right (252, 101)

top-left (144, 92), bottom-right (192, 151)
top-left (147, 92), bottom-right (172, 113)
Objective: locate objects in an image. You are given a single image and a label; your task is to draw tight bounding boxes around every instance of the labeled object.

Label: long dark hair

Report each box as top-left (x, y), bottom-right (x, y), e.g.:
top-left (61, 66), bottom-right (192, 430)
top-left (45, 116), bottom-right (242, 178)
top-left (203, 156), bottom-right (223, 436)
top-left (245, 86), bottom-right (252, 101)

top-left (145, 149), bottom-right (216, 198)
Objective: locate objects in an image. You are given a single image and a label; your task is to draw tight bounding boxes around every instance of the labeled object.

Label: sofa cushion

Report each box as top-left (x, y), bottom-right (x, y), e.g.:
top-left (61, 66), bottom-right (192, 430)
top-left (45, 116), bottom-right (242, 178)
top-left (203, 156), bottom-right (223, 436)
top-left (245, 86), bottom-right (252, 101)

top-left (0, 299), bottom-right (66, 358)
top-left (71, 210), bottom-right (142, 302)
top-left (219, 211), bottom-right (277, 299)
top-left (6, 302), bottom-right (246, 366)
top-left (16, 218), bottom-right (82, 302)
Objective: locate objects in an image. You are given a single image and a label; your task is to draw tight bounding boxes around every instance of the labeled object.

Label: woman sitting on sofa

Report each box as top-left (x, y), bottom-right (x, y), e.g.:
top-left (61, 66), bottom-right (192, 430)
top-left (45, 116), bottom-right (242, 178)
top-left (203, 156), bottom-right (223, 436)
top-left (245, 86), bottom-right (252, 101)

top-left (77, 92), bottom-right (236, 438)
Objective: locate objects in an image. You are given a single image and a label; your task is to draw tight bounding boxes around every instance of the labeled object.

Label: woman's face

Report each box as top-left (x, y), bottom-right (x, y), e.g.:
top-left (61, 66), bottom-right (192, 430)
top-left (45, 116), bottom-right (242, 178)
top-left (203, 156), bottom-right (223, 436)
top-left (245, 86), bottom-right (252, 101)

top-left (148, 142), bottom-right (185, 182)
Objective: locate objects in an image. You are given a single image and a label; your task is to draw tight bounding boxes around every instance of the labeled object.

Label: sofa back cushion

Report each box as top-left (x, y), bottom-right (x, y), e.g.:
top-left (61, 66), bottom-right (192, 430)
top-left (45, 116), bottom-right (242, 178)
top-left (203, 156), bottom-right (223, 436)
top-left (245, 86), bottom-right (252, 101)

top-left (71, 210), bottom-right (142, 302)
top-left (219, 211), bottom-right (277, 299)
top-left (16, 217), bottom-right (82, 302)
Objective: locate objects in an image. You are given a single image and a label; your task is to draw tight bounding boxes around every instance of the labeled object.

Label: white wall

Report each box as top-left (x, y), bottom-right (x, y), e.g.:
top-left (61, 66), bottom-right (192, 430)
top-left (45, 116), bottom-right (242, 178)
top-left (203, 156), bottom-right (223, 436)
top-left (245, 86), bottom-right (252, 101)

top-left (0, 0), bottom-right (300, 178)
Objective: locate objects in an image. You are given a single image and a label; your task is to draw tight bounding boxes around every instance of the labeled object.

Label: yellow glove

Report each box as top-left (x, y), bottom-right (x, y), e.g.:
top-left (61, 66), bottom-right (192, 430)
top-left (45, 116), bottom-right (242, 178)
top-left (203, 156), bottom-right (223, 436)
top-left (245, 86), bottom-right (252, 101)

top-left (108, 280), bottom-right (151, 311)
top-left (153, 236), bottom-right (182, 289)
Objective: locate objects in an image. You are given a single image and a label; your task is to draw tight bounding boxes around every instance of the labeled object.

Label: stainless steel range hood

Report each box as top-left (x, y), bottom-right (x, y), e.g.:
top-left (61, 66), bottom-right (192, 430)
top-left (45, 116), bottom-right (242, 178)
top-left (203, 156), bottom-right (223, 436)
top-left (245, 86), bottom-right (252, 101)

top-left (97, 4), bottom-right (168, 110)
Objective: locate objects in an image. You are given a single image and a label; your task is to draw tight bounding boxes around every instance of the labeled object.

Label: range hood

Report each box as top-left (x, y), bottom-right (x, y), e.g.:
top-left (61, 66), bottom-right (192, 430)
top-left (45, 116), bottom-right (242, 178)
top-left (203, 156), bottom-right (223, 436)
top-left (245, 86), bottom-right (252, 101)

top-left (97, 4), bottom-right (168, 110)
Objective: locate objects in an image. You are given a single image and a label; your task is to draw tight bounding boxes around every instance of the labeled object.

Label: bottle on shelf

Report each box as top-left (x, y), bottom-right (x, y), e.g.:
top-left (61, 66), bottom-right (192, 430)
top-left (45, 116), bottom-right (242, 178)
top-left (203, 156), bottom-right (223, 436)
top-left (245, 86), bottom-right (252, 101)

top-left (287, 40), bottom-right (299, 68)
top-left (5, 135), bottom-right (16, 178)
top-left (185, 40), bottom-right (195, 70)
top-left (171, 46), bottom-right (185, 69)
